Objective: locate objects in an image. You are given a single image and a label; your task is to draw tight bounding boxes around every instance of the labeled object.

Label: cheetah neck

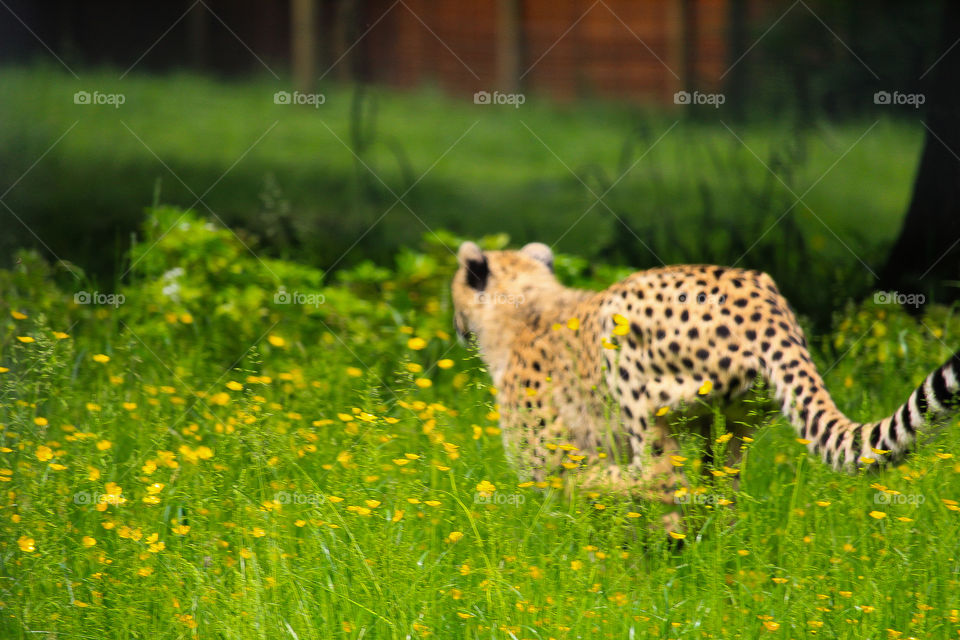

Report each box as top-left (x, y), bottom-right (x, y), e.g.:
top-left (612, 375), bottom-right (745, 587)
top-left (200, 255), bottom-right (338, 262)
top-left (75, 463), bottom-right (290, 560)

top-left (478, 283), bottom-right (594, 388)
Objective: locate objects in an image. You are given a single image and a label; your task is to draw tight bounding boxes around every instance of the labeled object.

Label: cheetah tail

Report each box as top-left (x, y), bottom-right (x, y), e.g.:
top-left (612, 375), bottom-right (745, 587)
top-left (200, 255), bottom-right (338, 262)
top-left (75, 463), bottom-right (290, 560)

top-left (778, 350), bottom-right (960, 470)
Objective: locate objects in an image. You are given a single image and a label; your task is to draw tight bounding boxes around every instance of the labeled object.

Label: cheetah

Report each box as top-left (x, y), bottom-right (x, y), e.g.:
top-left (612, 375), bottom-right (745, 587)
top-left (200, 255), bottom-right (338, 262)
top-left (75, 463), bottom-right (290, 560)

top-left (451, 241), bottom-right (960, 509)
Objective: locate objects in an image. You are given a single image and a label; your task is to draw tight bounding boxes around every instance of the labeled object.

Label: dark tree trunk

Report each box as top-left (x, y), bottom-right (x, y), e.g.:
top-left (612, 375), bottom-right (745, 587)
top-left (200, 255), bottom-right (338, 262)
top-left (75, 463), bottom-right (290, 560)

top-left (878, 0), bottom-right (960, 303)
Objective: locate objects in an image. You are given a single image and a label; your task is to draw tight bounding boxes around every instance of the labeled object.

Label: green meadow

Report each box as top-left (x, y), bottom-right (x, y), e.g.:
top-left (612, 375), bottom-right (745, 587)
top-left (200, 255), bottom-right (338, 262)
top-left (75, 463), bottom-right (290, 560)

top-left (3, 208), bottom-right (960, 638)
top-left (0, 67), bottom-right (924, 324)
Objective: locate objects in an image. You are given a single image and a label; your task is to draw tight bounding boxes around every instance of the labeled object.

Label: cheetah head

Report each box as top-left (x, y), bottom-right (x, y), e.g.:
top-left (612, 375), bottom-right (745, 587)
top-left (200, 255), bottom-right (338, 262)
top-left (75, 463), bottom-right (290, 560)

top-left (451, 241), bottom-right (555, 343)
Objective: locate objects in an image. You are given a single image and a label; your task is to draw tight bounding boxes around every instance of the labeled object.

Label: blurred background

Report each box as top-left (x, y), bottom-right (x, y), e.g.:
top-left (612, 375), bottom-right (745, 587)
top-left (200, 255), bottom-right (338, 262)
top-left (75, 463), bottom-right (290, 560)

top-left (1, 0), bottom-right (958, 325)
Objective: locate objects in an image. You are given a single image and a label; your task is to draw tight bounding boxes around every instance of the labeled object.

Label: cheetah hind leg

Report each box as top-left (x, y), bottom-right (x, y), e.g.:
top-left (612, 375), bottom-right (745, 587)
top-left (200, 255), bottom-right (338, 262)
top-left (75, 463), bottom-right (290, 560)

top-left (570, 419), bottom-right (688, 541)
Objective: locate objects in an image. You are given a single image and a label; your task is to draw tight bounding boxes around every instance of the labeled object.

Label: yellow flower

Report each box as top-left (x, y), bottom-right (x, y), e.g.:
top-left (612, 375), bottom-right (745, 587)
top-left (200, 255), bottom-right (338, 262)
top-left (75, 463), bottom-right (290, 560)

top-left (138, 566), bottom-right (154, 577)
top-left (35, 446), bottom-right (53, 462)
top-left (816, 500), bottom-right (831, 507)
top-left (437, 359), bottom-right (454, 369)
top-left (226, 381), bottom-right (243, 391)
top-left (612, 324), bottom-right (630, 336)
top-left (122, 402), bottom-right (137, 411)
top-left (16, 336), bottom-right (35, 343)
top-left (251, 528), bottom-right (266, 538)
top-left (762, 621), bottom-right (780, 632)
top-left (346, 367), bottom-right (363, 377)
top-left (626, 511), bottom-right (641, 518)
top-left (668, 531), bottom-right (686, 540)
top-left (446, 531), bottom-right (464, 543)
top-left (424, 500), bottom-right (441, 507)
top-left (869, 511), bottom-right (887, 520)
top-left (737, 549), bottom-right (750, 556)
top-left (772, 577), bottom-right (788, 584)
top-left (391, 510), bottom-right (404, 522)
top-left (566, 318), bottom-right (580, 331)
top-left (415, 378), bottom-right (432, 389)
top-left (52, 331), bottom-right (69, 340)
top-left (656, 406), bottom-right (669, 416)
top-left (92, 354), bottom-right (110, 363)
top-left (82, 536), bottom-right (97, 547)
top-left (327, 496), bottom-right (344, 503)
top-left (96, 440), bottom-right (112, 451)
top-left (698, 380), bottom-right (713, 395)
top-left (267, 335), bottom-right (286, 347)
top-left (364, 500), bottom-right (381, 508)
top-left (18, 536), bottom-right (36, 552)
top-left (407, 337), bottom-right (427, 350)
top-left (476, 480), bottom-right (496, 493)
top-left (172, 525), bottom-right (190, 535)
top-left (11, 310), bottom-right (27, 319)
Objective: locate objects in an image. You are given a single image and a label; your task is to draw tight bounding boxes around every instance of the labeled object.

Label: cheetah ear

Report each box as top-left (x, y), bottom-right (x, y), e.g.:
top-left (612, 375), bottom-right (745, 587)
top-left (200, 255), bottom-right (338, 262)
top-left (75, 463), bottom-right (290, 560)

top-left (458, 241), bottom-right (489, 291)
top-left (521, 242), bottom-right (554, 271)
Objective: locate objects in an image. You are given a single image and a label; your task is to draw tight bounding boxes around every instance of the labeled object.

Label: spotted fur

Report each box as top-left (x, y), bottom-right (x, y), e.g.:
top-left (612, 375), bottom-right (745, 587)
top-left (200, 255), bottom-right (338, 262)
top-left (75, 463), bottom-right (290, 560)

top-left (451, 241), bottom-right (960, 500)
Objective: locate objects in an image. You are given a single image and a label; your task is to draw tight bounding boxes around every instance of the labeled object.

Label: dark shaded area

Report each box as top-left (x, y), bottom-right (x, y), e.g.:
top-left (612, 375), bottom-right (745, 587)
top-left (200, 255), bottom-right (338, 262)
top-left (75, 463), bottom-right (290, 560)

top-left (878, 1), bottom-right (960, 306)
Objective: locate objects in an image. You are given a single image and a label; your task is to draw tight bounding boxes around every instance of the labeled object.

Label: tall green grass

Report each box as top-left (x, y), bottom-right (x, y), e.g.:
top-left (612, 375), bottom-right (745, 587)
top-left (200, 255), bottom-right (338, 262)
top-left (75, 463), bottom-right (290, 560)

top-left (3, 209), bottom-right (960, 638)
